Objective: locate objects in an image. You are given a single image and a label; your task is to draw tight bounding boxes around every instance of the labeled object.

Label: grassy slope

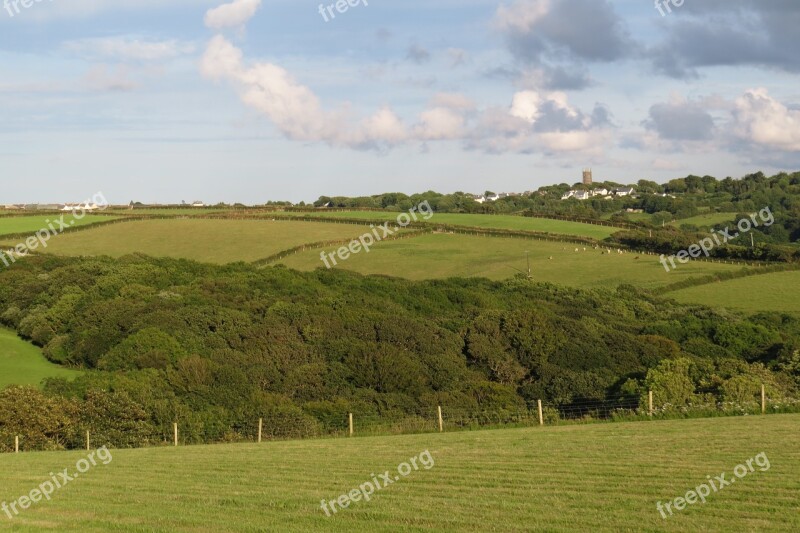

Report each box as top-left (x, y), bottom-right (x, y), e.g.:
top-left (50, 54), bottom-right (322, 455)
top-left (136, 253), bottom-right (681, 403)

top-left (0, 329), bottom-right (79, 389)
top-left (0, 215), bottom-right (117, 238)
top-left (670, 213), bottom-right (738, 228)
top-left (667, 270), bottom-right (800, 314)
top-left (278, 233), bottom-right (743, 288)
top-left (283, 212), bottom-right (619, 239)
top-left (37, 219), bottom-right (374, 264)
top-left (0, 415), bottom-right (797, 532)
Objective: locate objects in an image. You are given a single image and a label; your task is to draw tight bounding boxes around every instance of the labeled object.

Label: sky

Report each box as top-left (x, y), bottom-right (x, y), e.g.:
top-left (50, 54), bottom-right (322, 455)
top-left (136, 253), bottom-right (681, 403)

top-left (1, 0), bottom-right (799, 204)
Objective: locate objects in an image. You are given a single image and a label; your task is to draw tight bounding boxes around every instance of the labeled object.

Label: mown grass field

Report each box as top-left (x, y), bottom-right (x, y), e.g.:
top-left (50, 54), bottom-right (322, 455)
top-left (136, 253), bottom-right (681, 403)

top-left (0, 415), bottom-right (797, 532)
top-left (283, 212), bottom-right (619, 239)
top-left (36, 219), bottom-right (374, 264)
top-left (0, 329), bottom-right (79, 389)
top-left (0, 215), bottom-right (117, 238)
top-left (278, 233), bottom-right (744, 288)
top-left (671, 213), bottom-right (738, 229)
top-left (667, 270), bottom-right (800, 314)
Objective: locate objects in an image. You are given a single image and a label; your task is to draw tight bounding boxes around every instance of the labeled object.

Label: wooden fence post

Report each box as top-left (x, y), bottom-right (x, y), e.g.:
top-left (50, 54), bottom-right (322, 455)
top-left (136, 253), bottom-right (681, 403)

top-left (15, 436), bottom-right (19, 454)
top-left (173, 423), bottom-right (178, 447)
top-left (648, 391), bottom-right (654, 417)
top-left (437, 406), bottom-right (443, 433)
top-left (258, 418), bottom-right (263, 443)
top-left (761, 385), bottom-right (766, 415)
top-left (348, 413), bottom-right (354, 437)
top-left (537, 400), bottom-right (544, 426)
top-left (86, 430), bottom-right (90, 451)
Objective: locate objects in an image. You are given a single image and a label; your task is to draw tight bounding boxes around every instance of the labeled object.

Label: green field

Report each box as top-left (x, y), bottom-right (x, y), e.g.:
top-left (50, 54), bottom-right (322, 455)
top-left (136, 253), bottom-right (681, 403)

top-left (278, 233), bottom-right (743, 288)
top-left (0, 415), bottom-right (796, 531)
top-left (671, 213), bottom-right (738, 229)
top-left (37, 219), bottom-right (375, 264)
top-left (110, 208), bottom-right (231, 215)
top-left (0, 215), bottom-right (117, 238)
top-left (0, 329), bottom-right (79, 389)
top-left (667, 270), bottom-right (800, 314)
top-left (284, 212), bottom-right (619, 239)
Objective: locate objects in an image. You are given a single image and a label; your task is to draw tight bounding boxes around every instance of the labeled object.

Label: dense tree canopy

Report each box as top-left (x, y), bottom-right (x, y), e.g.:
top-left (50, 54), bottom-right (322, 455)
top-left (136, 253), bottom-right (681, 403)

top-left (0, 254), bottom-right (798, 449)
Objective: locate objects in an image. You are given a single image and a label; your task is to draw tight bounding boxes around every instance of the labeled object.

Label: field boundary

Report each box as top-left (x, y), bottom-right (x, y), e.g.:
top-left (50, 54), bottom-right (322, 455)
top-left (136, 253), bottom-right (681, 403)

top-left (654, 263), bottom-right (800, 295)
top-left (253, 229), bottom-right (431, 266)
top-left (0, 216), bottom-right (139, 244)
top-left (2, 388), bottom-right (797, 453)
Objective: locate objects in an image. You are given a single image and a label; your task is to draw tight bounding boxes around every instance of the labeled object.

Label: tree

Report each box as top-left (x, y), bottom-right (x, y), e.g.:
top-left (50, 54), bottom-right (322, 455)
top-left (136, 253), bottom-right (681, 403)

top-left (643, 358), bottom-right (697, 409)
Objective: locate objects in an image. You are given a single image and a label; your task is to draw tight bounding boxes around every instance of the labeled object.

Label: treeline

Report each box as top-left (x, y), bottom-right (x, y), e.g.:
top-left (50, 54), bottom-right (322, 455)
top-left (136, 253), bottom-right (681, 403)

top-left (610, 226), bottom-right (800, 263)
top-left (311, 172), bottom-right (800, 240)
top-left (0, 255), bottom-right (798, 448)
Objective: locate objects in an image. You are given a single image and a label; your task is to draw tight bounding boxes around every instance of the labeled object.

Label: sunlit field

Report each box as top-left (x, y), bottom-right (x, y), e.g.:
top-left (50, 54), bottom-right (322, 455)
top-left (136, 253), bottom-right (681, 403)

top-left (667, 270), bottom-right (800, 315)
top-left (0, 415), bottom-right (796, 532)
top-left (37, 219), bottom-right (374, 264)
top-left (0, 329), bottom-right (80, 389)
top-left (277, 233), bottom-right (744, 288)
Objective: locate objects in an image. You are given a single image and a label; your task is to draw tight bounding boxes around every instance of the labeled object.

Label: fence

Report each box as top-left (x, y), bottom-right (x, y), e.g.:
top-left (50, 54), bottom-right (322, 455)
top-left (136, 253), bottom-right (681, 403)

top-left (3, 387), bottom-right (798, 454)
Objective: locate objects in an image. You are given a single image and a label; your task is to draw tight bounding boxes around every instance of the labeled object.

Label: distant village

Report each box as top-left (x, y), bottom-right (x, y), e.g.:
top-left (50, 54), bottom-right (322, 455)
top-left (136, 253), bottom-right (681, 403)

top-left (2, 200), bottom-right (207, 211)
top-left (1, 202), bottom-right (106, 211)
top-left (469, 169), bottom-right (674, 204)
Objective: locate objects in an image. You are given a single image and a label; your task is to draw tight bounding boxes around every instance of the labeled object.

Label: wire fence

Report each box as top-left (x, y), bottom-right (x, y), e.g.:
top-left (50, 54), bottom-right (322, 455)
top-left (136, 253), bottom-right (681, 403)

top-left (3, 391), bottom-right (799, 454)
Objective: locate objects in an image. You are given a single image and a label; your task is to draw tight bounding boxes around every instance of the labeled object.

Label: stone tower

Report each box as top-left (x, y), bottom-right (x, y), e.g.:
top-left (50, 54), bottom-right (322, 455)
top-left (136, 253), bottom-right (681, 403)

top-left (582, 168), bottom-right (593, 186)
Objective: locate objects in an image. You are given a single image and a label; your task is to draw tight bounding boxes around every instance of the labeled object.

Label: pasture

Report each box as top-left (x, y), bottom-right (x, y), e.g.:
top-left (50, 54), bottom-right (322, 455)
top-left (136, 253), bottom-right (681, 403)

top-left (671, 213), bottom-right (739, 229)
top-left (277, 233), bottom-right (744, 288)
top-left (283, 212), bottom-right (620, 239)
top-left (35, 219), bottom-right (374, 264)
top-left (0, 329), bottom-right (79, 389)
top-left (667, 270), bottom-right (800, 315)
top-left (0, 215), bottom-right (117, 238)
top-left (0, 414), bottom-right (796, 532)
top-left (112, 208), bottom-right (232, 215)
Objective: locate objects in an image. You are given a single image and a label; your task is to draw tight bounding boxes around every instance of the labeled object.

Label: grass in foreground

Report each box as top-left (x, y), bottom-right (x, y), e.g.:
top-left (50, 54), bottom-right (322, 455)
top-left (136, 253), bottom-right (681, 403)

top-left (0, 328), bottom-right (79, 389)
top-left (37, 219), bottom-right (374, 264)
top-left (667, 270), bottom-right (800, 314)
top-left (283, 212), bottom-right (619, 239)
top-left (0, 215), bottom-right (116, 238)
top-left (278, 233), bottom-right (743, 288)
top-left (0, 415), bottom-right (797, 532)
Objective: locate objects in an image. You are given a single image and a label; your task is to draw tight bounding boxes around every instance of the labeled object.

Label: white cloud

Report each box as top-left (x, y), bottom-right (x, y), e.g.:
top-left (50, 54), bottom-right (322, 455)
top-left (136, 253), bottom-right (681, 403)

top-left (510, 91), bottom-right (542, 122)
top-left (204, 0), bottom-right (262, 30)
top-left (414, 108), bottom-right (466, 140)
top-left (494, 0), bottom-right (551, 33)
top-left (732, 88), bottom-right (800, 152)
top-left (202, 35), bottom-right (406, 149)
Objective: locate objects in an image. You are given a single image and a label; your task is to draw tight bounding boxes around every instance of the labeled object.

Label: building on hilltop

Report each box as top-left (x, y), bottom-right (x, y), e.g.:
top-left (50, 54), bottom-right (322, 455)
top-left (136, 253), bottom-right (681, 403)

top-left (583, 168), bottom-right (593, 186)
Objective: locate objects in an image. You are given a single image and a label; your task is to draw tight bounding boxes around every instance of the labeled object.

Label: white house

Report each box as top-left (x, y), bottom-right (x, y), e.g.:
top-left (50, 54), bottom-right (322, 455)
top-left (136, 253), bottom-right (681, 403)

top-left (60, 203), bottom-right (99, 211)
top-left (591, 188), bottom-right (609, 197)
top-left (573, 191), bottom-right (590, 201)
top-left (613, 187), bottom-right (635, 197)
top-left (561, 191), bottom-right (576, 200)
top-left (191, 201), bottom-right (205, 207)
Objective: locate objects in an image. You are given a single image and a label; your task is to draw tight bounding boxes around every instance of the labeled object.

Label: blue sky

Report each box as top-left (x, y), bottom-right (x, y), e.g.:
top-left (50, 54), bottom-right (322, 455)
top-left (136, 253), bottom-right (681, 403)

top-left (1, 0), bottom-right (799, 204)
